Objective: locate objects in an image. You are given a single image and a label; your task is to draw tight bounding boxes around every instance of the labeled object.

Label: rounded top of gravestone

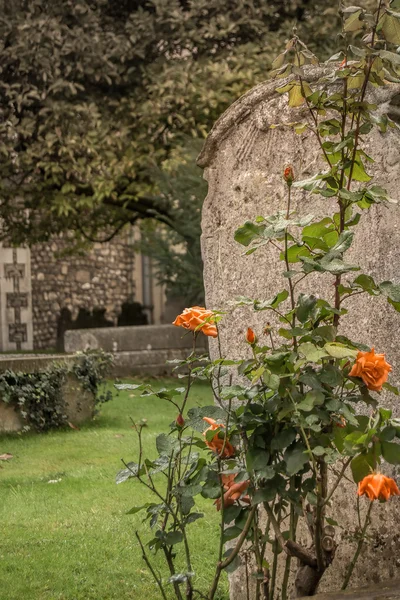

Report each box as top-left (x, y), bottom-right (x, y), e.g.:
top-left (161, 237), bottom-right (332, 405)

top-left (197, 63), bottom-right (400, 169)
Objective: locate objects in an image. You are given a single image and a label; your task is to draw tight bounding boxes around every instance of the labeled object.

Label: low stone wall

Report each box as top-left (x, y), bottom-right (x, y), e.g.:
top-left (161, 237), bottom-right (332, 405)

top-left (64, 324), bottom-right (207, 376)
top-left (0, 354), bottom-right (95, 433)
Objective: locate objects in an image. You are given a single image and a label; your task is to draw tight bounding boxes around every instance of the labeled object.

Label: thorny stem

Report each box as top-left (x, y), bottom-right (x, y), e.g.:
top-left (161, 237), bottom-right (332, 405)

top-left (281, 480), bottom-right (299, 600)
top-left (217, 457), bottom-right (226, 566)
top-left (284, 185), bottom-right (298, 350)
top-left (323, 456), bottom-right (352, 506)
top-left (136, 532), bottom-right (169, 600)
top-left (254, 516), bottom-right (263, 600)
top-left (334, 0), bottom-right (383, 327)
top-left (342, 501), bottom-right (374, 590)
top-left (208, 506), bottom-right (257, 600)
top-left (180, 332), bottom-right (197, 416)
top-left (315, 461), bottom-right (328, 573)
top-left (264, 503), bottom-right (288, 555)
top-left (269, 538), bottom-right (279, 600)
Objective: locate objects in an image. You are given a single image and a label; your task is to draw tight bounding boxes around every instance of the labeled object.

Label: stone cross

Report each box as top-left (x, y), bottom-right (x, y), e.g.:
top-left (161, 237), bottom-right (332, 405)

top-left (0, 245), bottom-right (33, 351)
top-left (198, 67), bottom-right (400, 596)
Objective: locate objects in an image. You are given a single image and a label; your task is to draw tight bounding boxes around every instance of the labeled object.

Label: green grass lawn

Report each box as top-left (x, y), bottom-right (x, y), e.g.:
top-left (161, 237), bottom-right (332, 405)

top-left (0, 379), bottom-right (229, 600)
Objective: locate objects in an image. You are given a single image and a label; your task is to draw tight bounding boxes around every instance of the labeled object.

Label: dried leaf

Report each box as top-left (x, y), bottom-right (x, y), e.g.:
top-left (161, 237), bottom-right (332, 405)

top-left (0, 453), bottom-right (13, 461)
top-left (68, 422), bottom-right (80, 431)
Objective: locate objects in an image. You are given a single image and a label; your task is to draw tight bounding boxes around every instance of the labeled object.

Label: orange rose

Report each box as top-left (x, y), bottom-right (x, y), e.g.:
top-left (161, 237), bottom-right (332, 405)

top-left (246, 327), bottom-right (256, 345)
top-left (349, 348), bottom-right (392, 392)
top-left (358, 473), bottom-right (400, 501)
top-left (203, 417), bottom-right (235, 458)
top-left (172, 306), bottom-right (218, 338)
top-left (215, 474), bottom-right (250, 511)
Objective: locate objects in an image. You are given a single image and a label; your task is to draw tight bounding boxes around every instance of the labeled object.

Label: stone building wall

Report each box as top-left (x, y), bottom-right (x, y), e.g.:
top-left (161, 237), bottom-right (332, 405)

top-left (30, 231), bottom-right (135, 349)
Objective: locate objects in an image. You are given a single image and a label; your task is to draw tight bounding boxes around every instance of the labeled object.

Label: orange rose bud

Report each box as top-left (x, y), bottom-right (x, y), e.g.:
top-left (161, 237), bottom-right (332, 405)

top-left (358, 473), bottom-right (400, 501)
top-left (202, 417), bottom-right (235, 458)
top-left (176, 413), bottom-right (185, 428)
top-left (348, 348), bottom-right (392, 392)
top-left (246, 327), bottom-right (256, 345)
top-left (172, 306), bottom-right (218, 338)
top-left (283, 165), bottom-right (294, 186)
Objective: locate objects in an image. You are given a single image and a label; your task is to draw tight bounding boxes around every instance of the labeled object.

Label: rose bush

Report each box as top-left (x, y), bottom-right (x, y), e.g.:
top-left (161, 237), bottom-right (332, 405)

top-left (116, 3), bottom-right (400, 599)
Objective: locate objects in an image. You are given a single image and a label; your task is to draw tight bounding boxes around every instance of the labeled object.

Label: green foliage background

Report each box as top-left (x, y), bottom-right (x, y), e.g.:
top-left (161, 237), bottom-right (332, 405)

top-left (0, 0), bottom-right (355, 302)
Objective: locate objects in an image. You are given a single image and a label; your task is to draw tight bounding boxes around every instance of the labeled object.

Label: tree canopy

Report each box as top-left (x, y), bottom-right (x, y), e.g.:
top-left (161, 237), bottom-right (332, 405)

top-left (0, 0), bottom-right (345, 300)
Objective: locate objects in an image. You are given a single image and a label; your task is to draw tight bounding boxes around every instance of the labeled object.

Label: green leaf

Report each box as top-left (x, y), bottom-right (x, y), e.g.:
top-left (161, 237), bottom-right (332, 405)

top-left (254, 290), bottom-right (289, 310)
top-left (346, 161), bottom-right (371, 183)
top-left (283, 244), bottom-right (312, 264)
top-left (312, 446), bottom-right (327, 456)
top-left (116, 462), bottom-right (139, 484)
top-left (115, 383), bottom-right (143, 391)
top-left (126, 503), bottom-right (154, 515)
top-left (324, 343), bottom-right (358, 359)
top-left (381, 13), bottom-right (400, 44)
top-left (298, 342), bottom-right (329, 363)
top-left (288, 83), bottom-right (305, 107)
top-left (329, 231), bottom-right (354, 256)
top-left (296, 294), bottom-right (317, 323)
top-left (252, 487), bottom-right (276, 504)
top-left (165, 531), bottom-right (184, 546)
top-left (351, 453), bottom-right (375, 483)
top-left (234, 222), bottom-right (264, 246)
top-left (379, 426), bottom-right (397, 442)
top-left (284, 444), bottom-right (309, 476)
top-left (156, 433), bottom-right (177, 456)
top-left (319, 364), bottom-right (343, 387)
top-left (379, 49), bottom-right (400, 66)
top-left (168, 572), bottom-right (195, 584)
top-left (344, 10), bottom-right (363, 32)
top-left (296, 390), bottom-right (325, 412)
top-left (381, 441), bottom-right (400, 464)
top-left (379, 281), bottom-right (400, 302)
top-left (354, 274), bottom-right (377, 294)
top-left (246, 449), bottom-right (270, 473)
top-left (187, 405), bottom-right (226, 432)
top-left (383, 382), bottom-right (399, 396)
top-left (271, 428), bottom-right (296, 451)
top-left (223, 526), bottom-right (242, 542)
top-left (302, 218), bottom-right (334, 239)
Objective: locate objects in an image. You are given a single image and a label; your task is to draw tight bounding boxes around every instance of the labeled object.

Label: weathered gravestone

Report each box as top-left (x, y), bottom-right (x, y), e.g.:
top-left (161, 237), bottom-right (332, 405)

top-left (198, 65), bottom-right (400, 597)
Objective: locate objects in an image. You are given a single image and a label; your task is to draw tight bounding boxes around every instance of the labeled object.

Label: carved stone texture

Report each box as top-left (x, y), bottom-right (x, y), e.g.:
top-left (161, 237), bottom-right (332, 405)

top-left (0, 246), bottom-right (33, 351)
top-left (9, 323), bottom-right (28, 343)
top-left (199, 66), bottom-right (400, 597)
top-left (4, 264), bottom-right (25, 279)
top-left (6, 293), bottom-right (29, 309)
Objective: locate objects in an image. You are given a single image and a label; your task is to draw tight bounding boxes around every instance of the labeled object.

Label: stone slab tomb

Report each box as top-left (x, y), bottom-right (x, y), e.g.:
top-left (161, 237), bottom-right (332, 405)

top-left (198, 66), bottom-right (400, 596)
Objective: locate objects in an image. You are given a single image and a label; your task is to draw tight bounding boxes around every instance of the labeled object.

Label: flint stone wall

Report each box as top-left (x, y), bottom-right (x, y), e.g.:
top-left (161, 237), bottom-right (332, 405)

top-left (30, 231), bottom-right (135, 349)
top-left (199, 65), bottom-right (400, 596)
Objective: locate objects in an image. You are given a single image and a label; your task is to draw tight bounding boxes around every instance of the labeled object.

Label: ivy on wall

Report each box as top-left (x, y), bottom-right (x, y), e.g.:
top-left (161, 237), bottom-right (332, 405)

top-left (0, 350), bottom-right (113, 432)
